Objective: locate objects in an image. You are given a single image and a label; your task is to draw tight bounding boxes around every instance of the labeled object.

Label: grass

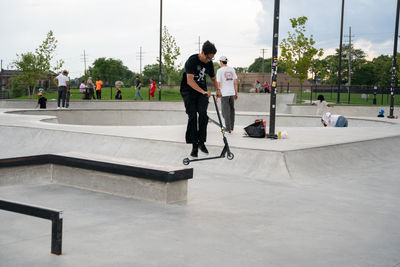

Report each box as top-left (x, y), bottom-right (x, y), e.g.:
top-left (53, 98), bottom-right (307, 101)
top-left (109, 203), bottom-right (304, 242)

top-left (295, 91), bottom-right (400, 106)
top-left (10, 87), bottom-right (400, 106)
top-left (12, 87), bottom-right (184, 101)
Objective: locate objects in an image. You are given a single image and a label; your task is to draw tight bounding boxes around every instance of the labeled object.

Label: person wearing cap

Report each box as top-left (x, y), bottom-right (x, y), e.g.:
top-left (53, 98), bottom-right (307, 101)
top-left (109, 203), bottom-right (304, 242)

top-left (53, 69), bottom-right (70, 109)
top-left (321, 112), bottom-right (348, 127)
top-left (180, 40), bottom-right (218, 158)
top-left (35, 92), bottom-right (47, 109)
top-left (377, 109), bottom-right (385, 117)
top-left (216, 55), bottom-right (238, 133)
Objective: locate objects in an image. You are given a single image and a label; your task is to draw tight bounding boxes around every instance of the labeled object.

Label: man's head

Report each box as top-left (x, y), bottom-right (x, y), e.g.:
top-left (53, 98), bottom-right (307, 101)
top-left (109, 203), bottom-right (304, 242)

top-left (150, 78), bottom-right (153, 82)
top-left (219, 56), bottom-right (228, 66)
top-left (317, 94), bottom-right (325, 102)
top-left (38, 92), bottom-right (43, 97)
top-left (97, 77), bottom-right (100, 80)
top-left (200, 40), bottom-right (217, 63)
top-left (136, 76), bottom-right (139, 80)
top-left (62, 70), bottom-right (68, 75)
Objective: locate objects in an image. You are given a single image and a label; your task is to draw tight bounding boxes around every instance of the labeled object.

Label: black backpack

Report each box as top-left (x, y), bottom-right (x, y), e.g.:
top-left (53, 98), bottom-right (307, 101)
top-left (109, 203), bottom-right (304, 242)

top-left (244, 120), bottom-right (266, 138)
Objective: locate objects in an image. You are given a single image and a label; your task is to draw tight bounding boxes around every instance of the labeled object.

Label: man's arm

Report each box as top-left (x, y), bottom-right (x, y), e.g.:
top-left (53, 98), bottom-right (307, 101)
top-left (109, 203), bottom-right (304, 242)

top-left (187, 74), bottom-right (211, 97)
top-left (53, 77), bottom-right (58, 86)
top-left (234, 79), bottom-right (238, 100)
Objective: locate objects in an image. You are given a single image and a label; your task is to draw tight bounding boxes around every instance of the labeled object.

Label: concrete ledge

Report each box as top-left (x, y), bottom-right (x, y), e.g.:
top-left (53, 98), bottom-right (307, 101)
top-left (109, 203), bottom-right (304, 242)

top-left (0, 153), bottom-right (193, 203)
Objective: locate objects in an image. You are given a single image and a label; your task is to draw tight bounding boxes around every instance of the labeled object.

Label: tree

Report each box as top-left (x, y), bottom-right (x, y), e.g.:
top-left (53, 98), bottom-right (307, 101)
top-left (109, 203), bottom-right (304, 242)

top-left (319, 44), bottom-right (367, 85)
top-left (89, 58), bottom-right (132, 85)
top-left (162, 26), bottom-right (181, 85)
top-left (141, 64), bottom-right (167, 86)
top-left (280, 16), bottom-right (323, 82)
top-left (13, 30), bottom-right (63, 98)
top-left (248, 57), bottom-right (286, 73)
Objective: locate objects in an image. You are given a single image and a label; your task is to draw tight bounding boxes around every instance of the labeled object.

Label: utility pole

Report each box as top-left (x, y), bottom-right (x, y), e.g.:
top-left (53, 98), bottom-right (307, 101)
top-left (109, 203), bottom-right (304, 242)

top-left (80, 50), bottom-right (88, 76)
top-left (267, 0), bottom-right (280, 139)
top-left (344, 26), bottom-right (355, 87)
top-left (158, 0), bottom-right (163, 101)
top-left (388, 0), bottom-right (400, 118)
top-left (261, 48), bottom-right (268, 83)
top-left (197, 36), bottom-right (201, 53)
top-left (337, 0), bottom-right (345, 104)
top-left (136, 46), bottom-right (144, 75)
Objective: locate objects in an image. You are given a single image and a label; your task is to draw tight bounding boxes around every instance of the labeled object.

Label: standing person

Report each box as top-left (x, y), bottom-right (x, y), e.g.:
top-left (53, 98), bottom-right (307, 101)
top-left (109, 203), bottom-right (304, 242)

top-left (79, 80), bottom-right (87, 99)
top-left (312, 94), bottom-right (333, 116)
top-left (180, 40), bottom-right (218, 158)
top-left (87, 77), bottom-right (96, 100)
top-left (115, 86), bottom-right (122, 100)
top-left (216, 56), bottom-right (238, 133)
top-left (134, 76), bottom-right (143, 100)
top-left (35, 92), bottom-right (47, 109)
top-left (321, 112), bottom-right (348, 127)
top-left (53, 69), bottom-right (69, 109)
top-left (149, 78), bottom-right (156, 100)
top-left (95, 77), bottom-right (103, 100)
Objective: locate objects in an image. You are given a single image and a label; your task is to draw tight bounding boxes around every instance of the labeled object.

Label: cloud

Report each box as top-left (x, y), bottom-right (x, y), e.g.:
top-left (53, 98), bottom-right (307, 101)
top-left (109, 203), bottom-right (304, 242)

top-left (256, 0), bottom-right (397, 58)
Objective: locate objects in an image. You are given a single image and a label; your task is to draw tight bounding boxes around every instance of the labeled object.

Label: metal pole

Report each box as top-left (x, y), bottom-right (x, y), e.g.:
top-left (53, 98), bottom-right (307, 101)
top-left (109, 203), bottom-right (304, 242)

top-left (337, 0), bottom-right (345, 104)
top-left (158, 0), bottom-right (163, 101)
top-left (388, 0), bottom-right (400, 118)
top-left (267, 0), bottom-right (280, 139)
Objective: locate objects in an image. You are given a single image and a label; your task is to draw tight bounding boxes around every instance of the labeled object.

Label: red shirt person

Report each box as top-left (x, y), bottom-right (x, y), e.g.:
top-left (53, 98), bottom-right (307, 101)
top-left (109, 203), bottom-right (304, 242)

top-left (149, 78), bottom-right (156, 99)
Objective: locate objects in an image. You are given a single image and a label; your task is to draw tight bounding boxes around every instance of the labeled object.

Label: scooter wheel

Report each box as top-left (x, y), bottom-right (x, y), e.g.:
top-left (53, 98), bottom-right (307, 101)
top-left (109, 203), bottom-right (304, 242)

top-left (227, 152), bottom-right (234, 160)
top-left (183, 158), bottom-right (190, 165)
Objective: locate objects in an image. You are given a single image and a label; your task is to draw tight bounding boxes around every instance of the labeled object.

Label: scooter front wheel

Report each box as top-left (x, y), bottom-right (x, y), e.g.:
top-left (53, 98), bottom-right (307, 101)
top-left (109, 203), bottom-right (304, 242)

top-left (227, 152), bottom-right (234, 160)
top-left (183, 158), bottom-right (190, 165)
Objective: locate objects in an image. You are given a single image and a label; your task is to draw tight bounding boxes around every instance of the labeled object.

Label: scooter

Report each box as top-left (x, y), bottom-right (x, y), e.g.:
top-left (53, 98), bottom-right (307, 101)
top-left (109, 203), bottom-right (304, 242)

top-left (183, 93), bottom-right (234, 165)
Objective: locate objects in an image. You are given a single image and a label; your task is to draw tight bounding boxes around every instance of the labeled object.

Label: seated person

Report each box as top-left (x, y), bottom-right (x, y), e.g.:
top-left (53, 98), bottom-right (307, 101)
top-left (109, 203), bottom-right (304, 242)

top-left (377, 109), bottom-right (385, 117)
top-left (115, 86), bottom-right (122, 100)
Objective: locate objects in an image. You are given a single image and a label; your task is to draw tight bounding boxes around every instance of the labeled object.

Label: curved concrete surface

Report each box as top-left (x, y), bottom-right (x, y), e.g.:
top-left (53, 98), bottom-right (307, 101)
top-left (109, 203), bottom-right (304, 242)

top-left (1, 101), bottom-right (400, 266)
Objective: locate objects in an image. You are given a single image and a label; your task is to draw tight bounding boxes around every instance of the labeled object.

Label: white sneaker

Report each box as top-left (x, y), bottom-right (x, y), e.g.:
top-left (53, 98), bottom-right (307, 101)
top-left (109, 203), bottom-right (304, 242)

top-left (57, 107), bottom-right (61, 110)
top-left (61, 107), bottom-right (66, 109)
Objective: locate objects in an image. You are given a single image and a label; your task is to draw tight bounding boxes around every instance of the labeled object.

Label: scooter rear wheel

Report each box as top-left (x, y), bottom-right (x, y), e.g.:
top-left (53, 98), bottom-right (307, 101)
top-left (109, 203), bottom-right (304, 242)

top-left (227, 152), bottom-right (234, 160)
top-left (183, 158), bottom-right (190, 165)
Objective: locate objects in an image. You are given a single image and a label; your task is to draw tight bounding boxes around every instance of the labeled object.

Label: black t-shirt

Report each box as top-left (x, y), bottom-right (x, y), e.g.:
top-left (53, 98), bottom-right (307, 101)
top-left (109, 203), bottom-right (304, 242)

top-left (38, 97), bottom-right (47, 109)
top-left (180, 54), bottom-right (215, 96)
top-left (136, 79), bottom-right (141, 89)
top-left (115, 90), bottom-right (122, 99)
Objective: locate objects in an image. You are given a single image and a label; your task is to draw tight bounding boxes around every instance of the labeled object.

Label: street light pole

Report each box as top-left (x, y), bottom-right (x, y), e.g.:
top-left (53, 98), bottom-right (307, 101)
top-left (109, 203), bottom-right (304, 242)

top-left (337, 0), bottom-right (345, 104)
top-left (267, 0), bottom-right (280, 139)
top-left (158, 0), bottom-right (163, 101)
top-left (388, 0), bottom-right (400, 118)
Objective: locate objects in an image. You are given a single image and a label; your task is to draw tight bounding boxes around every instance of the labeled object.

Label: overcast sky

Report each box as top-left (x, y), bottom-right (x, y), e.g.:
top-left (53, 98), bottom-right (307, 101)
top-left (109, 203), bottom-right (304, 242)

top-left (0, 0), bottom-right (398, 78)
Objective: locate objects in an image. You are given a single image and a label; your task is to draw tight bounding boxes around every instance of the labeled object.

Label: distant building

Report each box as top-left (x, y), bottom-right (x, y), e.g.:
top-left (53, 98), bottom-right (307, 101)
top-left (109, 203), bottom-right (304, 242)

top-left (0, 69), bottom-right (55, 91)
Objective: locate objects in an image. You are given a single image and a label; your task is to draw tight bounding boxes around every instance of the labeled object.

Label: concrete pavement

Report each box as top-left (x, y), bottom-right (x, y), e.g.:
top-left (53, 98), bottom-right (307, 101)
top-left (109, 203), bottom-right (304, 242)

top-left (1, 97), bottom-right (400, 266)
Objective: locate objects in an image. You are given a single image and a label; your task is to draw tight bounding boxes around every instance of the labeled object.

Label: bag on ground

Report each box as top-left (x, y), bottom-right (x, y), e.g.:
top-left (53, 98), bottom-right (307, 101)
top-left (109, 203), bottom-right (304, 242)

top-left (244, 120), bottom-right (266, 138)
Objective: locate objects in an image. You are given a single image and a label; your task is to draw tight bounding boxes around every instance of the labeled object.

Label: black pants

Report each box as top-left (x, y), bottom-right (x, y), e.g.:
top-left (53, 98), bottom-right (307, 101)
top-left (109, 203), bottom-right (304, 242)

top-left (96, 90), bottom-right (101, 99)
top-left (182, 93), bottom-right (209, 144)
top-left (57, 86), bottom-right (67, 107)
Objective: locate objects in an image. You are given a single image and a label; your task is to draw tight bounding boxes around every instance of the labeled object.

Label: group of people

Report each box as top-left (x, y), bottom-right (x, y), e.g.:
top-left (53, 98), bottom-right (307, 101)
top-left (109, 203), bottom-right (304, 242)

top-left (253, 80), bottom-right (271, 93)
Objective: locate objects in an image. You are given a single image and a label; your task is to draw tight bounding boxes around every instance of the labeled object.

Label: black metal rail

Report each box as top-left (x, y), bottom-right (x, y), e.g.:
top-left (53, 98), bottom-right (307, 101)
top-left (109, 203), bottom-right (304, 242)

top-left (0, 199), bottom-right (63, 255)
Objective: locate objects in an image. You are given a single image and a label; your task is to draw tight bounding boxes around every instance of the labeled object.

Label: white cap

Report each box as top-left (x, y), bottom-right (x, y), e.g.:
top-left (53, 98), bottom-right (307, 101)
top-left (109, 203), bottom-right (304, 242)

top-left (219, 56), bottom-right (228, 62)
top-left (322, 112), bottom-right (331, 122)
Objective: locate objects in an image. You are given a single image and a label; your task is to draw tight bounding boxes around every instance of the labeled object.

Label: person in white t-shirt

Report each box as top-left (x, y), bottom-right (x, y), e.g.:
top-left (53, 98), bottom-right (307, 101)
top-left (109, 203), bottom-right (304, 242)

top-left (312, 94), bottom-right (333, 116)
top-left (216, 56), bottom-right (238, 133)
top-left (53, 70), bottom-right (70, 109)
top-left (321, 112), bottom-right (348, 127)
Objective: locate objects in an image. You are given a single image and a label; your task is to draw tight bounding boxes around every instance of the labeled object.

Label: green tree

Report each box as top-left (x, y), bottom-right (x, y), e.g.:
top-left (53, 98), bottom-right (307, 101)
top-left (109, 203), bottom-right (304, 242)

top-left (13, 30), bottom-right (63, 98)
top-left (141, 64), bottom-right (167, 86)
top-left (248, 57), bottom-right (286, 73)
top-left (280, 16), bottom-right (323, 82)
top-left (90, 58), bottom-right (132, 85)
top-left (318, 44), bottom-right (367, 85)
top-left (161, 26), bottom-right (181, 85)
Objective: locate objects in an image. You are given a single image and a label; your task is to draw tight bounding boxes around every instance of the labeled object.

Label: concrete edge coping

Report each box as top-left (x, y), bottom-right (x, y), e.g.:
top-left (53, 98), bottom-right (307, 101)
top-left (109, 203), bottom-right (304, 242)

top-left (0, 153), bottom-right (193, 183)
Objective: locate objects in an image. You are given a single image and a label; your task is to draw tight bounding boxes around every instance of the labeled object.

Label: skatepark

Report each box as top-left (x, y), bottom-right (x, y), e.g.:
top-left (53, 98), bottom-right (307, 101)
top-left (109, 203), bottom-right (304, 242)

top-left (1, 93), bottom-right (400, 266)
